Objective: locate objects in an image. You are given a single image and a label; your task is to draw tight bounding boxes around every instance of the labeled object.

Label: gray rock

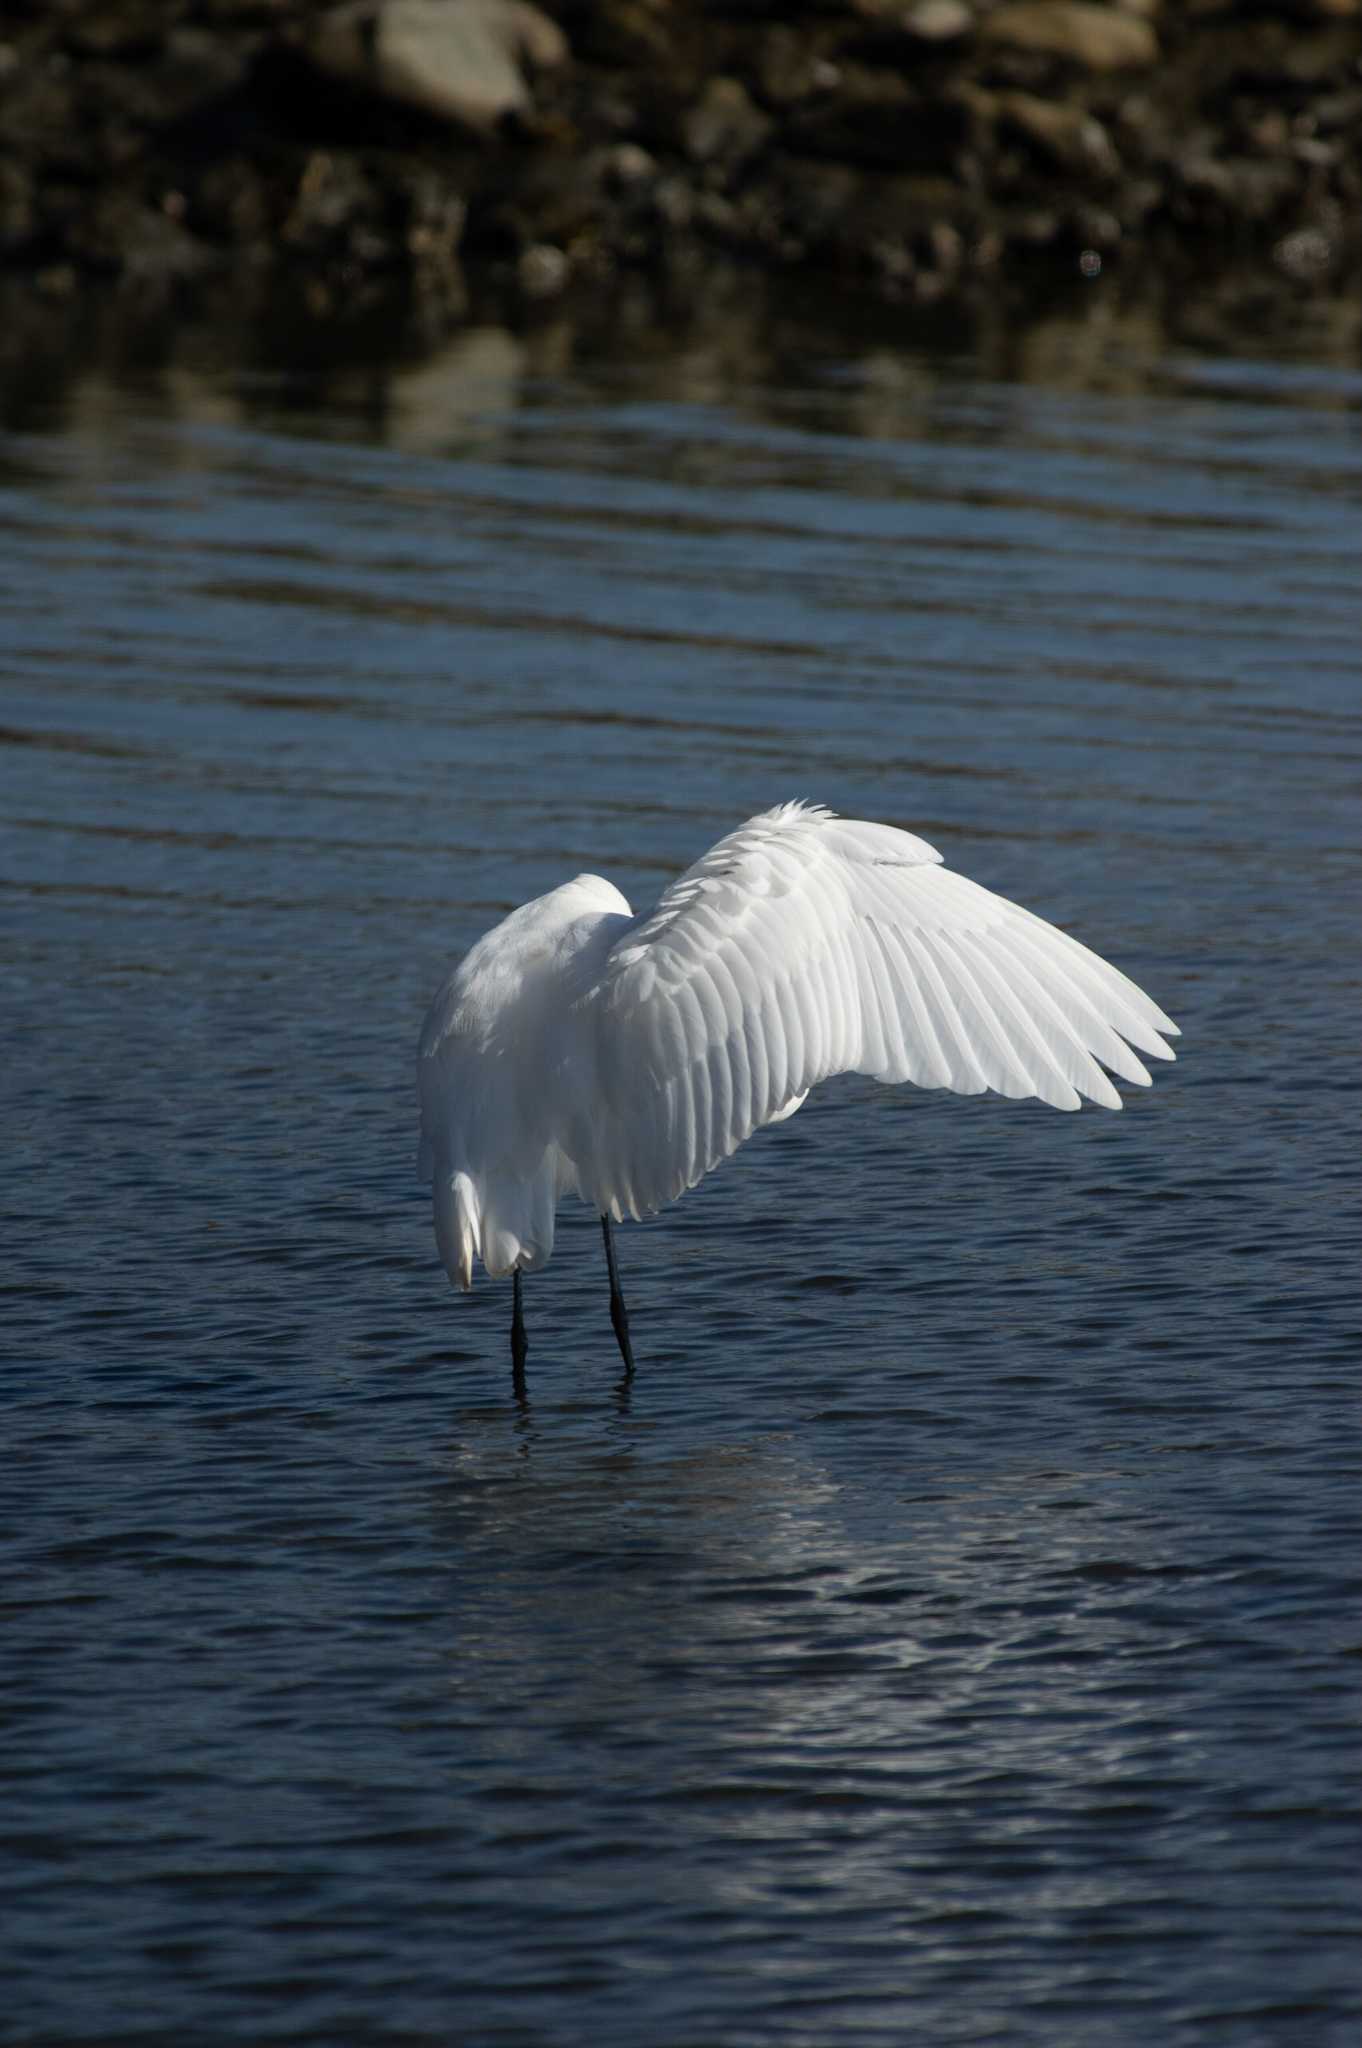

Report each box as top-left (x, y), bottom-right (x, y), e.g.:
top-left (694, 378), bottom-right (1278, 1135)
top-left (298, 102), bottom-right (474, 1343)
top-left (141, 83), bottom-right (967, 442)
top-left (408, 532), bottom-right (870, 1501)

top-left (517, 241), bottom-right (569, 296)
top-left (981, 3), bottom-right (1158, 71)
top-left (306, 0), bottom-right (568, 133)
top-left (901, 2), bottom-right (975, 44)
top-left (1274, 226), bottom-right (1335, 280)
top-left (600, 143), bottom-right (658, 191)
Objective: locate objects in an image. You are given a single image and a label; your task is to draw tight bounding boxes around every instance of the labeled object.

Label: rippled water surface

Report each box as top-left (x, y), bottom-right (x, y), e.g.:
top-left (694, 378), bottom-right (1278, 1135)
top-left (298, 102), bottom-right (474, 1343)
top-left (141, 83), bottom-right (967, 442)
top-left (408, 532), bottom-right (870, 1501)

top-left (3, 313), bottom-right (1359, 2047)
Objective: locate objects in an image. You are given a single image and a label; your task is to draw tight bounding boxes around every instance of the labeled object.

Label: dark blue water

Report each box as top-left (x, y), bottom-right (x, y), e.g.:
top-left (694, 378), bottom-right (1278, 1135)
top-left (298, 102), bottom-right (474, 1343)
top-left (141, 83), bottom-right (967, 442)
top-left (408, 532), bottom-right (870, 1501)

top-left (2, 321), bottom-right (1359, 2046)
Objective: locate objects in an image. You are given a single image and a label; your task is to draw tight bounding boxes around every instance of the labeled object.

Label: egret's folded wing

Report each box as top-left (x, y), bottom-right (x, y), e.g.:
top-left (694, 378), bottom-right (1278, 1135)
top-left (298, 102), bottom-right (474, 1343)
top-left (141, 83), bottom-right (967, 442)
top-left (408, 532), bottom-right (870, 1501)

top-left (561, 803), bottom-right (1178, 1220)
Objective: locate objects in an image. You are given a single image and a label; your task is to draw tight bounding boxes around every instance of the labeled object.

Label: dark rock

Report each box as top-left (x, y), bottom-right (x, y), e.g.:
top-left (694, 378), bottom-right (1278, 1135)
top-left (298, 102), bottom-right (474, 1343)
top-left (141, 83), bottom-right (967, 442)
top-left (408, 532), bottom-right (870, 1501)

top-left (192, 159), bottom-right (272, 246)
top-left (995, 90), bottom-right (1120, 177)
top-left (0, 159), bottom-right (36, 256)
top-left (62, 7), bottom-right (174, 61)
top-left (280, 150), bottom-right (387, 264)
top-left (1175, 150), bottom-right (1301, 224)
top-left (753, 27), bottom-right (842, 111)
top-left (599, 141), bottom-right (658, 190)
top-left (650, 176), bottom-right (696, 230)
top-left (682, 78), bottom-right (772, 169)
top-left (156, 26), bottom-right (256, 113)
top-left (119, 202), bottom-right (216, 287)
top-left (566, 0), bottom-right (680, 70)
top-left (759, 154), bottom-right (862, 258)
top-left (981, 3), bottom-right (1159, 72)
top-left (68, 190), bottom-right (213, 284)
top-left (786, 68), bottom-right (970, 171)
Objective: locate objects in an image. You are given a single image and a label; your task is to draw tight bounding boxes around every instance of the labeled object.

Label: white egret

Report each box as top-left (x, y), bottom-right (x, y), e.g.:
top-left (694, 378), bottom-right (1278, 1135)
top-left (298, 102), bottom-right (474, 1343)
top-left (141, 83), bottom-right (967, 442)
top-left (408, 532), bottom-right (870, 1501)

top-left (417, 802), bottom-right (1178, 1381)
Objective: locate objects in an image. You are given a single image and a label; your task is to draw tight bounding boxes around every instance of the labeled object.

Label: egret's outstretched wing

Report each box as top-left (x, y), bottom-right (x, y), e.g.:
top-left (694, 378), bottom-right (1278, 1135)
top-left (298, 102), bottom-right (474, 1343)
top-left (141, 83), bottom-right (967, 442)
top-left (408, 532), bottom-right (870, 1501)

top-left (560, 802), bottom-right (1178, 1220)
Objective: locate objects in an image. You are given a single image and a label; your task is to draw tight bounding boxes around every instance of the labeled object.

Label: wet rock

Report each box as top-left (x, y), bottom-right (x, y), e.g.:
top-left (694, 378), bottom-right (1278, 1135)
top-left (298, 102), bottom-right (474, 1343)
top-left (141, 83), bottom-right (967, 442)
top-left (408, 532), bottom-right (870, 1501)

top-left (759, 155), bottom-right (861, 258)
top-left (1274, 224), bottom-right (1336, 279)
top-left (754, 28), bottom-right (841, 111)
top-left (280, 149), bottom-right (389, 268)
top-left (683, 78), bottom-right (772, 169)
top-left (68, 190), bottom-right (213, 286)
top-left (1174, 150), bottom-right (1301, 226)
top-left (650, 176), bottom-right (696, 231)
top-left (568, 0), bottom-right (681, 70)
top-left (981, 3), bottom-right (1159, 71)
top-left (191, 159), bottom-right (271, 251)
top-left (600, 142), bottom-right (658, 191)
top-left (923, 217), bottom-right (965, 269)
top-left (517, 240), bottom-right (569, 295)
top-left (995, 91), bottom-right (1120, 177)
top-left (140, 26), bottom-right (257, 126)
top-left (62, 8), bottom-right (176, 62)
top-left (305, 0), bottom-right (567, 133)
top-left (0, 159), bottom-right (35, 257)
top-left (840, 0), bottom-right (976, 58)
top-left (902, 3), bottom-right (975, 45)
top-left (402, 168), bottom-right (468, 261)
top-left (786, 68), bottom-right (970, 171)
top-left (119, 204), bottom-right (217, 289)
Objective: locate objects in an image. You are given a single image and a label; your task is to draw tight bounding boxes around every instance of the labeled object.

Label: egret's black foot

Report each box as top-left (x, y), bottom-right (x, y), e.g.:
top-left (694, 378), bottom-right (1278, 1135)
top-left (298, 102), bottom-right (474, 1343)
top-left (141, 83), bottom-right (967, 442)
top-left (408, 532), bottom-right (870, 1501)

top-left (511, 1267), bottom-right (528, 1392)
top-left (601, 1214), bottom-right (637, 1377)
top-left (610, 1294), bottom-right (636, 1377)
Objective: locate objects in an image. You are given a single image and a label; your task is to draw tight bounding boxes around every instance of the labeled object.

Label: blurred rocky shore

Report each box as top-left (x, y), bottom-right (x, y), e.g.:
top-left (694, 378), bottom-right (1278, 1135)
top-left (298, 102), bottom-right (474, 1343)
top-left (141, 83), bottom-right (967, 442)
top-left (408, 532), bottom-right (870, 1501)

top-left (1, 0), bottom-right (1358, 333)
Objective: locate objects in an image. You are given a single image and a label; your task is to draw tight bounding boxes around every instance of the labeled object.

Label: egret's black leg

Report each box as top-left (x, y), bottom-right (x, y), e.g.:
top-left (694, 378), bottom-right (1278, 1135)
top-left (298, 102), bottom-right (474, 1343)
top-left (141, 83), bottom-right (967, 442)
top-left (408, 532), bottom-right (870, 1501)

top-left (601, 1214), bottom-right (636, 1376)
top-left (511, 1266), bottom-right (528, 1396)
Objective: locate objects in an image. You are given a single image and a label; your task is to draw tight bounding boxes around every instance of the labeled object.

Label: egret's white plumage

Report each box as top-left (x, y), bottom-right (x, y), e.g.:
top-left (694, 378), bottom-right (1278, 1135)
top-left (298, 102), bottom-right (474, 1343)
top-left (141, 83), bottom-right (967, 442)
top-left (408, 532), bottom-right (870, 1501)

top-left (418, 803), bottom-right (1178, 1305)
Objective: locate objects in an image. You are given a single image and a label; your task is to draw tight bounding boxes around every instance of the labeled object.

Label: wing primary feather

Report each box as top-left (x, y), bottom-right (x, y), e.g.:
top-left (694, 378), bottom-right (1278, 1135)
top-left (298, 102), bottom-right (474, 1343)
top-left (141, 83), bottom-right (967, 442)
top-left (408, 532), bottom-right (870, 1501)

top-left (919, 867), bottom-right (1177, 1055)
top-left (913, 927), bottom-right (1048, 1102)
top-left (1001, 921), bottom-right (1175, 1069)
top-left (958, 929), bottom-right (1134, 1101)
top-left (951, 930), bottom-right (1110, 1108)
top-left (969, 928), bottom-right (1153, 1092)
top-left (998, 904), bottom-right (1178, 1054)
